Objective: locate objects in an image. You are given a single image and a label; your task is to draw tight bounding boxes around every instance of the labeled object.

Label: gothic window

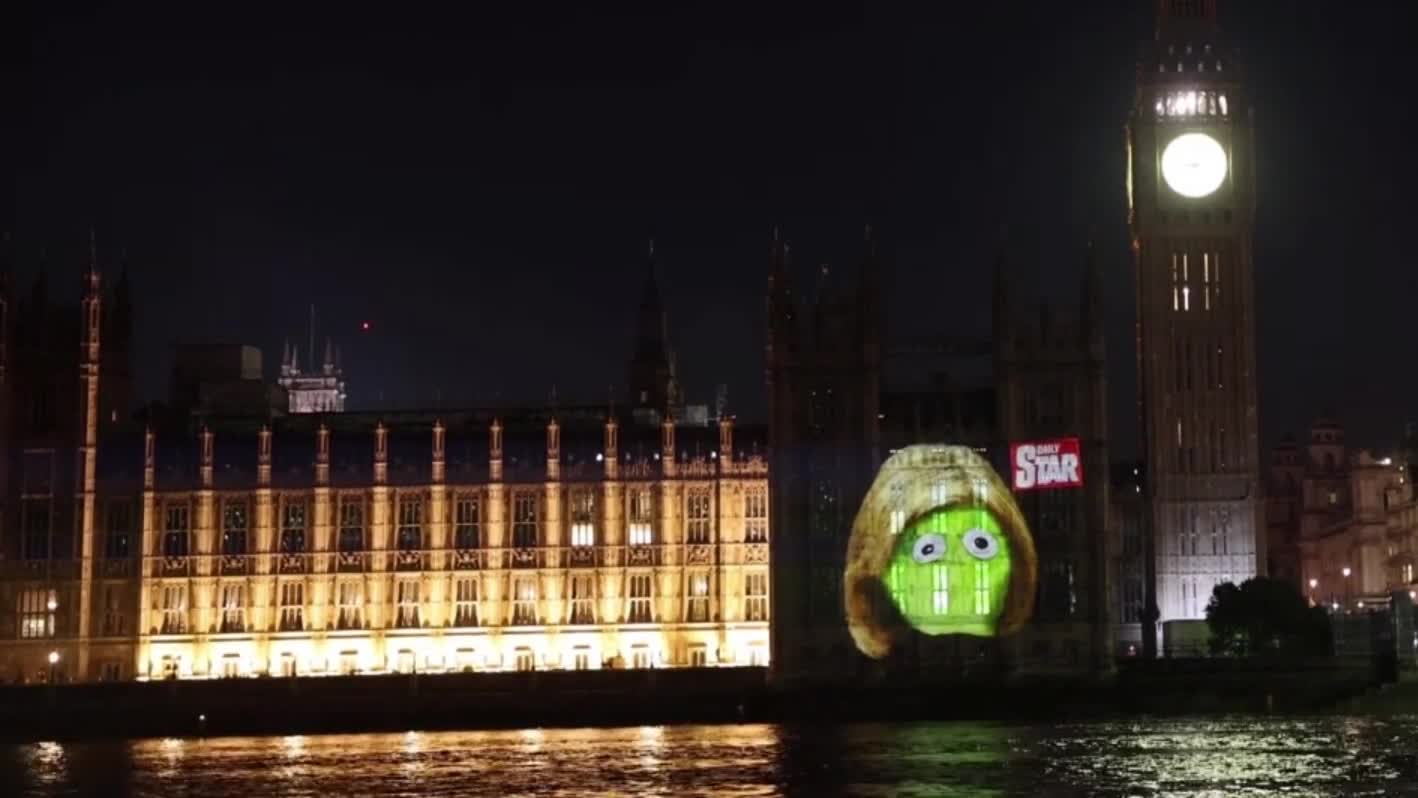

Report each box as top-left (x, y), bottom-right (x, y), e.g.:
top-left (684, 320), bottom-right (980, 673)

top-left (744, 488), bottom-right (768, 543)
top-left (395, 580), bottom-right (420, 628)
top-left (21, 498), bottom-right (51, 560)
top-left (686, 490), bottom-right (712, 544)
top-left (627, 573), bottom-right (654, 623)
top-left (512, 576), bottom-right (538, 625)
top-left (163, 503), bottom-right (190, 559)
top-left (453, 577), bottom-right (479, 627)
top-left (745, 572), bottom-right (768, 621)
top-left (336, 581), bottom-right (363, 630)
top-left (105, 500), bottom-right (132, 559)
top-left (220, 584), bottom-right (246, 633)
top-left (512, 492), bottom-right (538, 549)
top-left (568, 489), bottom-right (595, 548)
top-left (17, 588), bottom-right (56, 639)
top-left (338, 497), bottom-right (365, 553)
top-left (222, 500), bottom-right (249, 557)
top-left (454, 494), bottom-right (481, 550)
top-left (102, 586), bottom-right (123, 636)
top-left (161, 585), bottom-right (187, 634)
top-left (279, 582), bottom-right (304, 631)
top-left (686, 571), bottom-right (710, 622)
top-left (627, 486), bottom-right (654, 546)
top-left (280, 499), bottom-right (307, 553)
top-left (397, 495), bottom-right (424, 551)
top-left (568, 574), bottom-right (595, 624)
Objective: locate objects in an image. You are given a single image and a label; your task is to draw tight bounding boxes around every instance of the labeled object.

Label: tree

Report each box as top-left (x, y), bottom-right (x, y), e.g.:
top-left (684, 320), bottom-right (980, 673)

top-left (1205, 577), bottom-right (1331, 657)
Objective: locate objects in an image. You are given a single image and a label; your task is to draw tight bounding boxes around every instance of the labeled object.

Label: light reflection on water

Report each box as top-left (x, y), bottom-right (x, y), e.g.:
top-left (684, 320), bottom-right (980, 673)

top-left (1, 717), bottom-right (1417, 797)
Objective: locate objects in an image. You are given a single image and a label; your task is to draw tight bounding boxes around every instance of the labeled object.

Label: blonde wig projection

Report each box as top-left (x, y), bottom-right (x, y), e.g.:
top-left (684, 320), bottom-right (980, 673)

top-left (844, 445), bottom-right (1038, 659)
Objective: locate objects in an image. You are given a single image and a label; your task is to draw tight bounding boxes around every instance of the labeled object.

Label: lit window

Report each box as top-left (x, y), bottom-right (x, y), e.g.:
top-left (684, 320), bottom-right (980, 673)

top-left (628, 573), bottom-right (654, 623)
top-left (395, 580), bottom-right (420, 628)
top-left (337, 581), bottom-right (363, 630)
top-left (744, 489), bottom-right (768, 543)
top-left (17, 588), bottom-right (56, 639)
top-left (220, 584), bottom-right (245, 633)
top-left (745, 572), bottom-right (768, 621)
top-left (628, 487), bottom-right (653, 546)
top-left (569, 574), bottom-right (595, 624)
top-left (454, 577), bottom-right (479, 627)
top-left (1219, 93), bottom-right (1228, 114)
top-left (569, 490), bottom-right (595, 548)
top-left (161, 585), bottom-right (187, 634)
top-left (686, 490), bottom-right (712, 544)
top-left (279, 582), bottom-right (304, 631)
top-left (512, 577), bottom-right (538, 625)
top-left (687, 572), bottom-right (710, 622)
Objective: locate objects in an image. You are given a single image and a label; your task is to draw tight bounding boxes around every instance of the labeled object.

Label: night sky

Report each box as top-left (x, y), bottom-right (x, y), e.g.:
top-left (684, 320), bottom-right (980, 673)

top-left (5, 1), bottom-right (1414, 460)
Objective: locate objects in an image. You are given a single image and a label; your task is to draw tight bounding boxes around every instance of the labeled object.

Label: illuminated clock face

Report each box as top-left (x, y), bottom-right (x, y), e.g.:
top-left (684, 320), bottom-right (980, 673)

top-left (1161, 132), bottom-right (1228, 198)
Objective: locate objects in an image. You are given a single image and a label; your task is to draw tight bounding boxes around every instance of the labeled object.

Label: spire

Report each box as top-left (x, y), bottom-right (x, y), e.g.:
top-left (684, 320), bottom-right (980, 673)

top-left (628, 240), bottom-right (681, 413)
top-left (324, 337), bottom-right (334, 372)
top-left (307, 303), bottom-right (316, 376)
top-left (87, 227), bottom-right (99, 282)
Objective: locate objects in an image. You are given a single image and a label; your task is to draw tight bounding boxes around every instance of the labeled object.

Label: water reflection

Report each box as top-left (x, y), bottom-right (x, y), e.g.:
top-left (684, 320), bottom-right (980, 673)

top-left (1, 717), bottom-right (1416, 796)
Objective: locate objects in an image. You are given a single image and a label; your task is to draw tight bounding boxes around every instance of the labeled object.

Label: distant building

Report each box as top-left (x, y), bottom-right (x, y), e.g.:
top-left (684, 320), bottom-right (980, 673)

top-left (171, 343), bottom-right (286, 419)
top-left (1268, 419), bottom-right (1418, 608)
top-left (278, 339), bottom-right (346, 414)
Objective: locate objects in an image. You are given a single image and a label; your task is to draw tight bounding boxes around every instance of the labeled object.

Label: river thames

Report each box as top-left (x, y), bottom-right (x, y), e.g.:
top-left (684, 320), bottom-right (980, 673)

top-left (2, 717), bottom-right (1416, 796)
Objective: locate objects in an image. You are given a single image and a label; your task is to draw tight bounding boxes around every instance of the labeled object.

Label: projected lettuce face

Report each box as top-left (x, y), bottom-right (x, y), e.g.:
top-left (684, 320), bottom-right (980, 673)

top-left (845, 445), bottom-right (1038, 659)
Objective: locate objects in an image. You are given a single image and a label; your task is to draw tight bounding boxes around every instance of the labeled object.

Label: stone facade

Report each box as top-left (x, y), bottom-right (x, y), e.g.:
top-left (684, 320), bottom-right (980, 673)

top-left (1127, 1), bottom-right (1264, 632)
top-left (1268, 419), bottom-right (1418, 609)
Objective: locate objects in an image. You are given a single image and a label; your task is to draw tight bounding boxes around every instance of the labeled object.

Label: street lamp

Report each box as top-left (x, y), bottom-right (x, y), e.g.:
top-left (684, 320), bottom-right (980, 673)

top-left (47, 651), bottom-right (59, 684)
top-left (1309, 578), bottom-right (1318, 589)
top-left (1342, 567), bottom-right (1352, 578)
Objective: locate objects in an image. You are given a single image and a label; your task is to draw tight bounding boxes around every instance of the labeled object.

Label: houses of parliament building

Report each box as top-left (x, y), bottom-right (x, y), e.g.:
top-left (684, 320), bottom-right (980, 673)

top-left (0, 0), bottom-right (1264, 684)
top-left (0, 248), bottom-right (770, 683)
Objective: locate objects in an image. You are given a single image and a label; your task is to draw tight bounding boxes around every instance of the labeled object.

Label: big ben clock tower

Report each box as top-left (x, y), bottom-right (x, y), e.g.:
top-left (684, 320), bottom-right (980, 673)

top-left (1128, 0), bottom-right (1263, 630)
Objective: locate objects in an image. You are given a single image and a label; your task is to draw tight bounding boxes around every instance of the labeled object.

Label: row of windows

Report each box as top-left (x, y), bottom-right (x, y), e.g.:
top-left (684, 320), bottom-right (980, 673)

top-left (1169, 251), bottom-right (1223, 313)
top-left (14, 587), bottom-right (128, 640)
top-left (1154, 90), bottom-right (1229, 117)
top-left (155, 571), bottom-right (769, 634)
top-left (15, 486), bottom-right (768, 564)
top-left (156, 488), bottom-right (769, 559)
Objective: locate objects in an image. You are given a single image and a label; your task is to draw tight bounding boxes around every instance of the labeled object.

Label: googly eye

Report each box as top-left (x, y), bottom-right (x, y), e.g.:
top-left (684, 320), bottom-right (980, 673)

top-left (962, 528), bottom-right (1000, 560)
top-left (912, 533), bottom-right (946, 564)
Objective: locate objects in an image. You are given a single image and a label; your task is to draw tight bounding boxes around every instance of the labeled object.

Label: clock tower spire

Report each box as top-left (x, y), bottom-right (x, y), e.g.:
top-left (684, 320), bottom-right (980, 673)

top-left (1127, 0), bottom-right (1263, 636)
